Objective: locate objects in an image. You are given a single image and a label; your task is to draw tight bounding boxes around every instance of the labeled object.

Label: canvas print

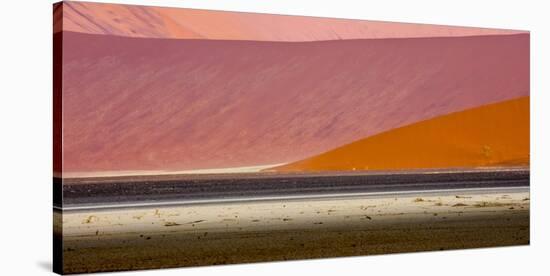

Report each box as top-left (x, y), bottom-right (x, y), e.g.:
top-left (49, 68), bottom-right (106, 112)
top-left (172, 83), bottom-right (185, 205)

top-left (53, 1), bottom-right (530, 274)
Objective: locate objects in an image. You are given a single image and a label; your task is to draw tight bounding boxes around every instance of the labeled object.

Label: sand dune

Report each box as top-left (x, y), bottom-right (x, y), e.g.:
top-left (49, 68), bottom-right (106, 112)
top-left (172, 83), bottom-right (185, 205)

top-left (54, 2), bottom-right (524, 41)
top-left (57, 32), bottom-right (528, 174)
top-left (273, 97), bottom-right (529, 172)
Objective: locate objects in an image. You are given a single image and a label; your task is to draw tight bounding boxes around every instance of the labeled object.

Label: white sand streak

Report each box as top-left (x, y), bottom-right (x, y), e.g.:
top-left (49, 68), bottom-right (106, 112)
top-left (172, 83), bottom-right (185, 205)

top-left (60, 191), bottom-right (529, 238)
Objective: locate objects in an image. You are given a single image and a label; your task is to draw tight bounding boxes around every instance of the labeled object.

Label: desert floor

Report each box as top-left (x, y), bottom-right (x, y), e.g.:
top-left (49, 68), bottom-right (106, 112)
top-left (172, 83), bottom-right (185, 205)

top-left (56, 189), bottom-right (529, 274)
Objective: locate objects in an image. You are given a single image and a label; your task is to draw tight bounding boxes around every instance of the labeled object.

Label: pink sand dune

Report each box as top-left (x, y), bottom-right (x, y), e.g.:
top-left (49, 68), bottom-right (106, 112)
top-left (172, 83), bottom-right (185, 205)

top-left (57, 32), bottom-right (529, 174)
top-left (54, 2), bottom-right (524, 41)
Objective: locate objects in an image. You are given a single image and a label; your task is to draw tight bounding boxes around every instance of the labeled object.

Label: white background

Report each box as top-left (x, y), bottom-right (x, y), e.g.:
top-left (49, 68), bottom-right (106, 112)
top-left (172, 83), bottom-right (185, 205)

top-left (0, 0), bottom-right (548, 275)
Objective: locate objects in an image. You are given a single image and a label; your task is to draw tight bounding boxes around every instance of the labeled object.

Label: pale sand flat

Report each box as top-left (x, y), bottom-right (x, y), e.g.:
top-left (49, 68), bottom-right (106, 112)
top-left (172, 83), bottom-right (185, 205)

top-left (57, 191), bottom-right (529, 273)
top-left (60, 191), bottom-right (529, 237)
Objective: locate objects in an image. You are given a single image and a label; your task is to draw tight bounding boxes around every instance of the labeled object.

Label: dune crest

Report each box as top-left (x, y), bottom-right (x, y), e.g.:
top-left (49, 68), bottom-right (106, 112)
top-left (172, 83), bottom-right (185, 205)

top-left (272, 97), bottom-right (529, 172)
top-left (54, 2), bottom-right (525, 41)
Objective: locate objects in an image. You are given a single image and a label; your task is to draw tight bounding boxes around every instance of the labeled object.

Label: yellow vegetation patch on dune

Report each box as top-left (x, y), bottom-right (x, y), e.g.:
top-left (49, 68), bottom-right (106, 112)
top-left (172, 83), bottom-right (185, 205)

top-left (273, 97), bottom-right (529, 172)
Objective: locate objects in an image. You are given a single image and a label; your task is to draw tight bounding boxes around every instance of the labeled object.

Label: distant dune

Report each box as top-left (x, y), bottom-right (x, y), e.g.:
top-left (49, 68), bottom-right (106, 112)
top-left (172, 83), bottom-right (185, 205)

top-left (272, 97), bottom-right (529, 172)
top-left (54, 2), bottom-right (524, 41)
top-left (57, 32), bottom-right (529, 174)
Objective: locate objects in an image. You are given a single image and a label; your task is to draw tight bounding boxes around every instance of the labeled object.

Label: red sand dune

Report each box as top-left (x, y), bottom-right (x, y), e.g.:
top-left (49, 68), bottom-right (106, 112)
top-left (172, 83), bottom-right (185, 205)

top-left (54, 1), bottom-right (524, 41)
top-left (272, 97), bottom-right (529, 172)
top-left (57, 32), bottom-right (528, 174)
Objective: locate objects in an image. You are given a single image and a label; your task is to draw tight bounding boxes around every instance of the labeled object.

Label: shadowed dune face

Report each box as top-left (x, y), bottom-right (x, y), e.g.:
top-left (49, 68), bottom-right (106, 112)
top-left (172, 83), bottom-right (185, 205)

top-left (54, 1), bottom-right (525, 40)
top-left (59, 32), bottom-right (529, 173)
top-left (273, 97), bottom-right (529, 172)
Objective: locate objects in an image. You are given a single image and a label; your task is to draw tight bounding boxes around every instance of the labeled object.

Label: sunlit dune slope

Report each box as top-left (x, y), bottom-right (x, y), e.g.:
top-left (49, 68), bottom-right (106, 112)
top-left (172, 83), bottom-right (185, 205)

top-left (272, 97), bottom-right (529, 172)
top-left (53, 2), bottom-right (525, 40)
top-left (58, 32), bottom-right (528, 173)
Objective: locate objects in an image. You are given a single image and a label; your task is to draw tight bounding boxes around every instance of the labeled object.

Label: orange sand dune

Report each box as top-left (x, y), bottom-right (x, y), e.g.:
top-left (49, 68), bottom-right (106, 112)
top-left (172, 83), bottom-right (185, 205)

top-left (272, 97), bottom-right (529, 172)
top-left (54, 1), bottom-right (525, 41)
